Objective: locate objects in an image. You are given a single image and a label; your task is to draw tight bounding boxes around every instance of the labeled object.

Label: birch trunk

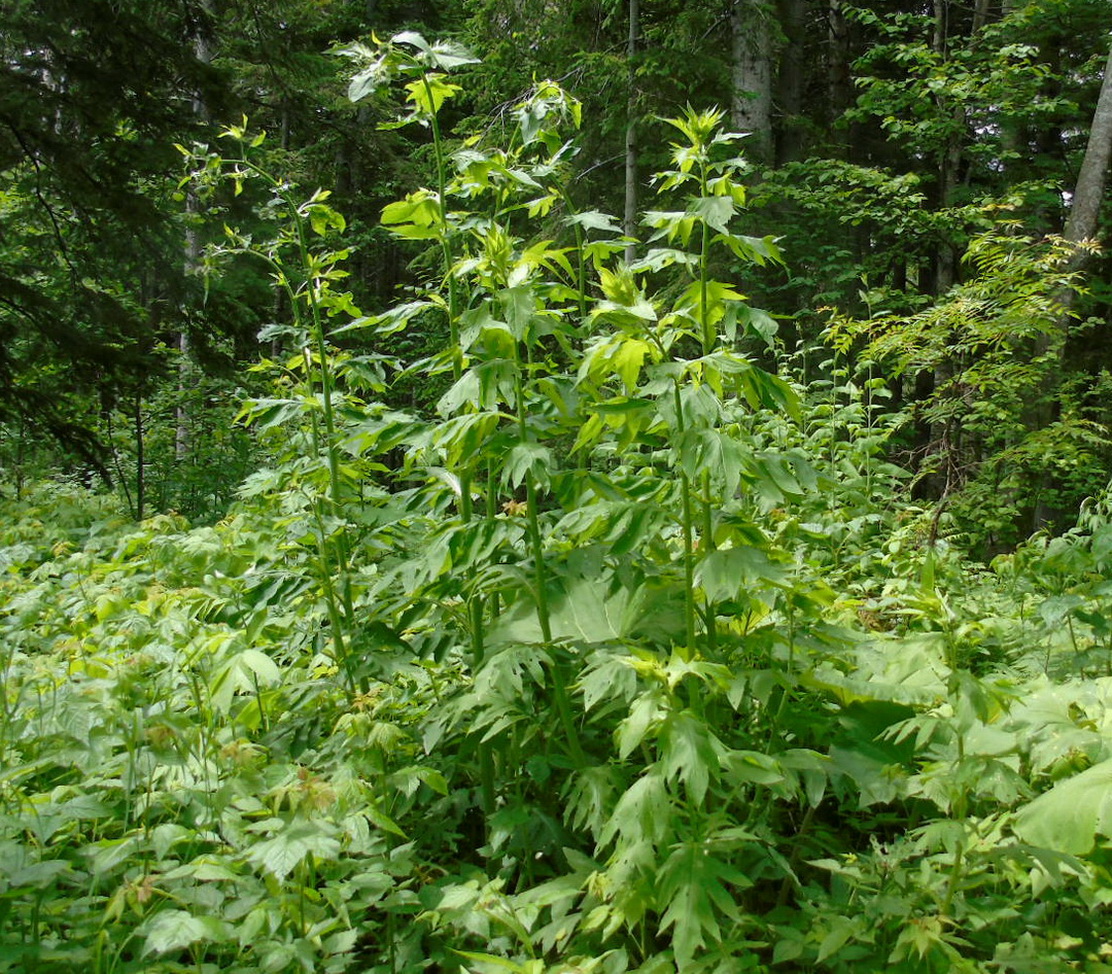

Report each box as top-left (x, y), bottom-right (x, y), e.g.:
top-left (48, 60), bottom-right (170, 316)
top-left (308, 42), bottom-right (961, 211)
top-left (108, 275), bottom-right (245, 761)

top-left (1063, 38), bottom-right (1112, 249)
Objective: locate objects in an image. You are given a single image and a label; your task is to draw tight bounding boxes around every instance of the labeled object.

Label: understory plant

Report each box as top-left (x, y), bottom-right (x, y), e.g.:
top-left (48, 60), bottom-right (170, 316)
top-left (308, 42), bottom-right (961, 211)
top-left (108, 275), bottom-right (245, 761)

top-left (825, 226), bottom-right (1110, 553)
top-left (7, 34), bottom-right (1112, 974)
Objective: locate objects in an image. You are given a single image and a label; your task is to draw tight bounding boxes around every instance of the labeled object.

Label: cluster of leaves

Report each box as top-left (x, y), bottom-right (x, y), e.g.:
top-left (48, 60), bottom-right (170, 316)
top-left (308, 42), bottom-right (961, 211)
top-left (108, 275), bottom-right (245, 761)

top-left (826, 228), bottom-right (1111, 552)
top-left (8, 34), bottom-right (1112, 974)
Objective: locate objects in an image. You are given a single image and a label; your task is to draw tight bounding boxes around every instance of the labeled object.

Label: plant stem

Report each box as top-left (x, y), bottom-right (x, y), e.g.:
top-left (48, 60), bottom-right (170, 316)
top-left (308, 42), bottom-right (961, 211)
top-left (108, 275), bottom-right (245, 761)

top-left (673, 379), bottom-right (697, 657)
top-left (515, 370), bottom-right (587, 768)
top-left (460, 471), bottom-right (496, 814)
top-left (701, 469), bottom-right (718, 659)
top-left (422, 73), bottom-right (461, 381)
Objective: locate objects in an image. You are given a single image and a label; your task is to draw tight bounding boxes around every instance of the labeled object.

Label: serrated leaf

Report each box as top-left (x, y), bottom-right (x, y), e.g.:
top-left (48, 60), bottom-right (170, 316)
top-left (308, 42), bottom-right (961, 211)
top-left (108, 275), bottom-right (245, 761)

top-left (617, 691), bottom-right (665, 759)
top-left (695, 545), bottom-right (784, 602)
top-left (1013, 758), bottom-right (1112, 855)
top-left (245, 821), bottom-right (341, 881)
top-left (599, 770), bottom-right (671, 849)
top-left (143, 911), bottom-right (230, 956)
top-left (689, 196), bottom-right (735, 233)
top-left (567, 210), bottom-right (623, 234)
top-left (427, 40), bottom-right (480, 70)
top-left (661, 711), bottom-right (722, 804)
top-left (611, 339), bottom-right (650, 392)
top-left (502, 441), bottom-right (552, 490)
top-left (657, 840), bottom-right (748, 969)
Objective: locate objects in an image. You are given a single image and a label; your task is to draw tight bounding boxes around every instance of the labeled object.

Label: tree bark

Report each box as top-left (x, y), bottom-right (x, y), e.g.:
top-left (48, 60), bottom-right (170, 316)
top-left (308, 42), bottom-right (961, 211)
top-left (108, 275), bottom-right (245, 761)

top-left (971, 0), bottom-right (991, 33)
top-left (731, 0), bottom-right (774, 161)
top-left (1063, 38), bottom-right (1112, 248)
top-left (134, 396), bottom-right (145, 521)
top-left (1029, 35), bottom-right (1112, 530)
top-left (775, 0), bottom-right (806, 164)
top-left (180, 0), bottom-right (215, 461)
top-left (826, 0), bottom-right (853, 148)
top-left (932, 0), bottom-right (947, 55)
top-left (624, 0), bottom-right (639, 262)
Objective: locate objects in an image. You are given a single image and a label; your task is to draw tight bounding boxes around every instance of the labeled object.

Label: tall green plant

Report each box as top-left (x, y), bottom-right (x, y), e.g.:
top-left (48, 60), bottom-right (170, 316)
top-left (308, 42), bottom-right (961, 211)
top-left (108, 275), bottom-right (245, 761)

top-left (178, 124), bottom-right (384, 691)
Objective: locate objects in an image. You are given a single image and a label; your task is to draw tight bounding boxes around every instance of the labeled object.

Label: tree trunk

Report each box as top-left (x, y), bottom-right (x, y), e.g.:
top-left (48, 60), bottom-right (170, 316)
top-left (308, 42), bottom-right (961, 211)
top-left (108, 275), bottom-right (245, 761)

top-left (624, 0), bottom-right (639, 262)
top-left (731, 0), bottom-right (774, 161)
top-left (775, 0), bottom-right (806, 164)
top-left (1063, 38), bottom-right (1112, 248)
top-left (932, 0), bottom-right (947, 55)
top-left (134, 396), bottom-right (146, 521)
top-left (826, 0), bottom-right (853, 149)
top-left (180, 0), bottom-right (215, 461)
top-left (932, 0), bottom-right (963, 294)
top-left (1030, 35), bottom-right (1112, 530)
top-left (971, 0), bottom-right (991, 33)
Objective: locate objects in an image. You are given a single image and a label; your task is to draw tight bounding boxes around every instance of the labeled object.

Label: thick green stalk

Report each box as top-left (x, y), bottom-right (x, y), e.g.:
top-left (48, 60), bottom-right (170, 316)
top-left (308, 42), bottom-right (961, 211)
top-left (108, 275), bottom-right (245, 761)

top-left (940, 839), bottom-right (965, 918)
top-left (422, 73), bottom-right (461, 382)
top-left (460, 472), bottom-right (496, 814)
top-left (420, 85), bottom-right (496, 806)
top-left (695, 158), bottom-right (717, 658)
top-left (239, 157), bottom-right (358, 665)
top-left (238, 159), bottom-right (349, 519)
top-left (701, 469), bottom-right (718, 659)
top-left (556, 185), bottom-right (589, 326)
top-left (515, 370), bottom-right (587, 768)
top-left (699, 223), bottom-right (713, 354)
top-left (698, 162), bottom-right (713, 356)
top-left (310, 492), bottom-right (356, 690)
top-left (673, 380), bottom-right (697, 657)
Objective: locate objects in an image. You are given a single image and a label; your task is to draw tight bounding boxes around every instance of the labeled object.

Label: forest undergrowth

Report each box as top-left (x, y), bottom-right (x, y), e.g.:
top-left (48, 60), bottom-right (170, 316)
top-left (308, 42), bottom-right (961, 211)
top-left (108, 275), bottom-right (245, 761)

top-left (4, 35), bottom-right (1112, 974)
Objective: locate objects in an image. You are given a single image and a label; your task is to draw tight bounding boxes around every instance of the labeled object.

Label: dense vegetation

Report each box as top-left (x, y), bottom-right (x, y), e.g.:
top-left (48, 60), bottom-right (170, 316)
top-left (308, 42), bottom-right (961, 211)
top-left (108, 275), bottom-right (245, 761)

top-left (6, 1), bottom-right (1112, 971)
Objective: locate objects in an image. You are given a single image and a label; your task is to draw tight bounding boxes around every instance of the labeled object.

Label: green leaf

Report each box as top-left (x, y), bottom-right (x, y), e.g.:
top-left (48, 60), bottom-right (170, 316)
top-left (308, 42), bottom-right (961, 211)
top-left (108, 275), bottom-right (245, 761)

top-left (391, 30), bottom-right (430, 52)
top-left (598, 769), bottom-right (672, 849)
top-left (143, 911), bottom-right (230, 957)
top-left (617, 690), bottom-right (665, 759)
top-left (405, 74), bottom-right (461, 116)
top-left (816, 914), bottom-right (861, 963)
top-left (426, 39), bottom-right (480, 70)
top-left (245, 821), bottom-right (341, 881)
top-left (502, 441), bottom-right (552, 490)
top-left (347, 66), bottom-right (382, 103)
top-left (1013, 758), bottom-right (1112, 855)
top-left (735, 306), bottom-right (779, 346)
top-left (239, 648), bottom-right (281, 684)
top-left (382, 191), bottom-right (441, 229)
top-left (452, 951), bottom-right (542, 973)
top-left (567, 210), bottom-right (623, 234)
top-left (660, 711), bottom-right (722, 804)
top-left (642, 210), bottom-right (697, 247)
top-left (676, 429), bottom-right (744, 498)
top-left (690, 195), bottom-right (735, 234)
top-left (695, 546), bottom-right (785, 602)
top-left (657, 840), bottom-right (748, 969)
top-left (488, 577), bottom-right (652, 645)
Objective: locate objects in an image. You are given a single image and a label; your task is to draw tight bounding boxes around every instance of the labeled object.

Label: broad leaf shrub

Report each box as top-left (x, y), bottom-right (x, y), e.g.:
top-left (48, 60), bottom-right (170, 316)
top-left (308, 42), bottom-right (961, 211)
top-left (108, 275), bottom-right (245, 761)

top-left (5, 39), bottom-right (1112, 974)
